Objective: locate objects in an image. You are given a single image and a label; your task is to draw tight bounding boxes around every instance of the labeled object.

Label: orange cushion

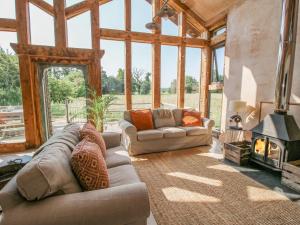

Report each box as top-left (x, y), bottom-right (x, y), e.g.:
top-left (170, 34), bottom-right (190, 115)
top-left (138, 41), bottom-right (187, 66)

top-left (71, 139), bottom-right (109, 191)
top-left (130, 109), bottom-right (154, 131)
top-left (80, 123), bottom-right (106, 158)
top-left (182, 110), bottom-right (203, 127)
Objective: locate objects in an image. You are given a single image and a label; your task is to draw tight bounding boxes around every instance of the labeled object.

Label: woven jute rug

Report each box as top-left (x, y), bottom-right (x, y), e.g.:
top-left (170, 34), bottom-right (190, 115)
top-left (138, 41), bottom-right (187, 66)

top-left (132, 147), bottom-right (300, 225)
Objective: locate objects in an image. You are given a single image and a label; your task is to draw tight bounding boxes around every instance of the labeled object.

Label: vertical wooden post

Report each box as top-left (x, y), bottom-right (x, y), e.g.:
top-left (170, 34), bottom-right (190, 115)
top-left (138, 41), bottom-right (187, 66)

top-left (125, 0), bottom-right (132, 110)
top-left (54, 0), bottom-right (67, 48)
top-left (177, 12), bottom-right (187, 108)
top-left (152, 0), bottom-right (161, 108)
top-left (200, 46), bottom-right (212, 118)
top-left (90, 0), bottom-right (101, 96)
top-left (16, 0), bottom-right (41, 147)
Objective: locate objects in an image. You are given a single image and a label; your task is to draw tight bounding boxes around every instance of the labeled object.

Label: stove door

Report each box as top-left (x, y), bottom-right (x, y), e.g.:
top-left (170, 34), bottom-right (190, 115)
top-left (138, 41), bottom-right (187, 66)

top-left (265, 140), bottom-right (281, 168)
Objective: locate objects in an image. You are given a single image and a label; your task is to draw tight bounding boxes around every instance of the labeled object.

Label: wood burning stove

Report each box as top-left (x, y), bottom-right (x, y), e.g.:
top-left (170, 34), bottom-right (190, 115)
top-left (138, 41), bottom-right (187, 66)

top-left (251, 0), bottom-right (300, 171)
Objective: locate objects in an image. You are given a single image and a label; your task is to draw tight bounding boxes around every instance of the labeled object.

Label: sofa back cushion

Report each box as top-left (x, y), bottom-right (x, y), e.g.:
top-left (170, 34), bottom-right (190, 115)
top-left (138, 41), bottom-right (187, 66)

top-left (71, 139), bottom-right (109, 191)
top-left (130, 109), bottom-right (154, 131)
top-left (182, 110), bottom-right (203, 127)
top-left (152, 109), bottom-right (176, 128)
top-left (80, 123), bottom-right (107, 158)
top-left (172, 109), bottom-right (183, 126)
top-left (124, 110), bottom-right (132, 123)
top-left (16, 142), bottom-right (82, 201)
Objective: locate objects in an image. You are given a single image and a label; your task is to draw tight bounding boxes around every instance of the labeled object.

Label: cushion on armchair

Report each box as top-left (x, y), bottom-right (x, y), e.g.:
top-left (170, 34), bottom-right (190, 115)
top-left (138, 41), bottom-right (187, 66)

top-left (71, 139), bottom-right (109, 191)
top-left (182, 110), bottom-right (203, 127)
top-left (130, 109), bottom-right (154, 131)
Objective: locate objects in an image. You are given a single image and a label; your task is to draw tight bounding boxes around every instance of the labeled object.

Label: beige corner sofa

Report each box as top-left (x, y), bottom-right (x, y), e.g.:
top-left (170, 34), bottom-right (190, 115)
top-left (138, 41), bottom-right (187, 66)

top-left (0, 124), bottom-right (150, 225)
top-left (119, 108), bottom-right (215, 156)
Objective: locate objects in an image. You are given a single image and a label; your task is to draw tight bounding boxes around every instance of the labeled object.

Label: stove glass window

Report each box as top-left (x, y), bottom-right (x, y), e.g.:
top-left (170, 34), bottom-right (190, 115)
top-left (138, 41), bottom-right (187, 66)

top-left (254, 138), bottom-right (266, 157)
top-left (268, 141), bottom-right (280, 161)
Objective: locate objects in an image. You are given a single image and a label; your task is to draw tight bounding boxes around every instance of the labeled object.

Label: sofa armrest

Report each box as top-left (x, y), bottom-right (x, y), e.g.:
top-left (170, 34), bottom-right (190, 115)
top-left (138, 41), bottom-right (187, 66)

top-left (3, 183), bottom-right (150, 225)
top-left (119, 120), bottom-right (137, 142)
top-left (102, 132), bottom-right (121, 149)
top-left (203, 118), bottom-right (215, 129)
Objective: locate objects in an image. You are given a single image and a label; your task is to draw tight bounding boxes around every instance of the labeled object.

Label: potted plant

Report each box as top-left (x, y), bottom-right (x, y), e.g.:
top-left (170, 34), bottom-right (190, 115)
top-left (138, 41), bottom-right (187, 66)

top-left (87, 90), bottom-right (116, 132)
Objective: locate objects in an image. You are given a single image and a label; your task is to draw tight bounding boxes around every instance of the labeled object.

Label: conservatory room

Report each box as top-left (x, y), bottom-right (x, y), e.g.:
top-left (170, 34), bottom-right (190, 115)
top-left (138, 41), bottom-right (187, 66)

top-left (0, 0), bottom-right (300, 225)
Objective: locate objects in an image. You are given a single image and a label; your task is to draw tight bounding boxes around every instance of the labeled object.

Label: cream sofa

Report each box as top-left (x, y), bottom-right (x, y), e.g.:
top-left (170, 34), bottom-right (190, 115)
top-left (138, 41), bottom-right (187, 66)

top-left (119, 109), bottom-right (215, 156)
top-left (0, 124), bottom-right (150, 225)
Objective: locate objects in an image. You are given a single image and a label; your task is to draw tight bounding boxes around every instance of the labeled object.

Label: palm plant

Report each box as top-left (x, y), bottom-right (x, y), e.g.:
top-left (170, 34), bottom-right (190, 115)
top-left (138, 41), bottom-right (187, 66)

top-left (87, 90), bottom-right (116, 132)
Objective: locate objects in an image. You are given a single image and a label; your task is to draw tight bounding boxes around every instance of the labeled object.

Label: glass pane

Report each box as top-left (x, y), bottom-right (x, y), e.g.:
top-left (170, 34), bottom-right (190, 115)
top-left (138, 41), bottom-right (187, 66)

top-left (0, 0), bottom-right (16, 18)
top-left (0, 32), bottom-right (25, 144)
top-left (211, 46), bottom-right (225, 83)
top-left (268, 141), bottom-right (280, 160)
top-left (161, 45), bottom-right (178, 109)
top-left (100, 0), bottom-right (125, 30)
top-left (208, 91), bottom-right (223, 129)
top-left (254, 138), bottom-right (266, 157)
top-left (162, 15), bottom-right (179, 36)
top-left (66, 0), bottom-right (82, 7)
top-left (132, 42), bottom-right (152, 109)
top-left (45, 67), bottom-right (87, 136)
top-left (100, 40), bottom-right (125, 131)
top-left (29, 3), bottom-right (55, 46)
top-left (213, 27), bottom-right (226, 36)
top-left (67, 11), bottom-right (91, 49)
top-left (185, 47), bottom-right (201, 110)
top-left (132, 0), bottom-right (152, 33)
top-left (43, 0), bottom-right (53, 5)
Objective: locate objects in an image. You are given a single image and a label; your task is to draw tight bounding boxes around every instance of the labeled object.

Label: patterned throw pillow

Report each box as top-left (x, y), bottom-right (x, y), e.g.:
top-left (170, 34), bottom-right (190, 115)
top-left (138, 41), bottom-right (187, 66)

top-left (130, 109), bottom-right (154, 131)
top-left (71, 139), bottom-right (109, 191)
top-left (80, 122), bottom-right (106, 158)
top-left (182, 110), bottom-right (203, 127)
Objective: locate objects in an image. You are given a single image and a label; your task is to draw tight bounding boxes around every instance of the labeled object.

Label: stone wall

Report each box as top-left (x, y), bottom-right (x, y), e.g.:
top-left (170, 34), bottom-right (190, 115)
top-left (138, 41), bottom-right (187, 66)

top-left (222, 0), bottom-right (300, 131)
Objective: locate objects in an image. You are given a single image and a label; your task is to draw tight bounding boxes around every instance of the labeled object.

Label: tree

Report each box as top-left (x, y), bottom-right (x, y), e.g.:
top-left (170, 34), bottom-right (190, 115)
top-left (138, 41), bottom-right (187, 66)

top-left (116, 68), bottom-right (124, 94)
top-left (132, 68), bottom-right (144, 94)
top-left (0, 48), bottom-right (22, 106)
top-left (140, 72), bottom-right (151, 95)
top-left (169, 79), bottom-right (177, 94)
top-left (185, 76), bottom-right (199, 93)
top-left (48, 76), bottom-right (74, 103)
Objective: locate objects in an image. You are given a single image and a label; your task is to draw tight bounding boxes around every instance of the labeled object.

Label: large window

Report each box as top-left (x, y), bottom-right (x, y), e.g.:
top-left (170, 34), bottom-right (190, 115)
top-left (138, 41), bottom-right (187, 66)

top-left (132, 42), bottom-right (152, 109)
top-left (66, 0), bottom-right (82, 7)
top-left (67, 11), bottom-right (91, 49)
top-left (185, 47), bottom-right (201, 110)
top-left (0, 32), bottom-right (25, 144)
top-left (162, 16), bottom-right (179, 36)
top-left (29, 3), bottom-right (55, 46)
top-left (209, 45), bottom-right (225, 129)
top-left (0, 0), bottom-right (16, 19)
top-left (100, 40), bottom-right (125, 131)
top-left (161, 45), bottom-right (178, 108)
top-left (100, 0), bottom-right (125, 30)
top-left (131, 0), bottom-right (152, 33)
top-left (211, 46), bottom-right (225, 83)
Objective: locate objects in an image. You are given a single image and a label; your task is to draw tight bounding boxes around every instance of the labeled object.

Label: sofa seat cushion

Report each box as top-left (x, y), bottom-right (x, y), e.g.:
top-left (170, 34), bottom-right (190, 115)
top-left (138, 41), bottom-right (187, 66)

top-left (105, 146), bottom-right (131, 168)
top-left (158, 127), bottom-right (186, 138)
top-left (108, 165), bottom-right (140, 187)
top-left (137, 129), bottom-right (163, 141)
top-left (179, 126), bottom-right (209, 136)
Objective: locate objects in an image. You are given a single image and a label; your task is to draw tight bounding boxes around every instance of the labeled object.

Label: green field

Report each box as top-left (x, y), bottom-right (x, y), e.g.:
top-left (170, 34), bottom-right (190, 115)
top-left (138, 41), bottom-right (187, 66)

top-left (51, 93), bottom-right (223, 128)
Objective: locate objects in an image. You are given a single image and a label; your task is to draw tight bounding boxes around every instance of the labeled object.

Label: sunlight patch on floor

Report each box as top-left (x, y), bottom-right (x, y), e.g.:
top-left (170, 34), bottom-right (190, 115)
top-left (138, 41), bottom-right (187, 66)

top-left (197, 152), bottom-right (223, 160)
top-left (167, 172), bottom-right (222, 187)
top-left (162, 187), bottom-right (220, 203)
top-left (247, 186), bottom-right (289, 202)
top-left (207, 164), bottom-right (240, 173)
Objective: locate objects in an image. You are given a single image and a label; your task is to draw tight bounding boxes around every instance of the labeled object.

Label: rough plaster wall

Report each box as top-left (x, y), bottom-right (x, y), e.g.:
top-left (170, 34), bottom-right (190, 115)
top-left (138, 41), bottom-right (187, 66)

top-left (222, 0), bottom-right (300, 131)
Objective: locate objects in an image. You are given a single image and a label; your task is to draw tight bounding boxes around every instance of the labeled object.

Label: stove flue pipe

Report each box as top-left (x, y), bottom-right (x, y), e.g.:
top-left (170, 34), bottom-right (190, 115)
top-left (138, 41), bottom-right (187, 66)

top-left (274, 0), bottom-right (299, 113)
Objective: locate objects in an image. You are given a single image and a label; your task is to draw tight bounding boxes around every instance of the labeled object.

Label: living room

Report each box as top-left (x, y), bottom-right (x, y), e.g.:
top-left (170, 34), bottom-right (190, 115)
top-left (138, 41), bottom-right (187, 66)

top-left (0, 0), bottom-right (300, 225)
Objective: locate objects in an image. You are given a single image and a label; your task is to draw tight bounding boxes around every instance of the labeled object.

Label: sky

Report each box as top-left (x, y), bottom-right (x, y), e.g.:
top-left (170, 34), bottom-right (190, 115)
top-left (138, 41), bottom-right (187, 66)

top-left (0, 0), bottom-right (224, 88)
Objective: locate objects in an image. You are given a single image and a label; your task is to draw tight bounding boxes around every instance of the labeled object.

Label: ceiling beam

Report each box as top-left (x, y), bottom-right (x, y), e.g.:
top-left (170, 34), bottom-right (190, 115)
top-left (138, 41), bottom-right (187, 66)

top-left (65, 0), bottom-right (112, 20)
top-left (206, 11), bottom-right (227, 31)
top-left (0, 18), bottom-right (17, 32)
top-left (210, 32), bottom-right (226, 47)
top-left (29, 0), bottom-right (54, 16)
top-left (168, 0), bottom-right (207, 32)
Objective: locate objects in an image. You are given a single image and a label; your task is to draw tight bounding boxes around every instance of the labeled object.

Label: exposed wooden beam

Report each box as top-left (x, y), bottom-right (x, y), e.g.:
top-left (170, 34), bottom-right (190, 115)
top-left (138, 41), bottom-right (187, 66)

top-left (90, 0), bottom-right (101, 96)
top-left (54, 0), bottom-right (68, 48)
top-left (15, 0), bottom-right (31, 44)
top-left (65, 0), bottom-right (112, 20)
top-left (29, 0), bottom-right (54, 16)
top-left (152, 0), bottom-right (161, 108)
top-left (206, 11), bottom-right (227, 31)
top-left (125, 0), bottom-right (132, 110)
top-left (168, 0), bottom-right (207, 32)
top-left (99, 28), bottom-right (209, 47)
top-left (200, 47), bottom-right (212, 118)
top-left (177, 12), bottom-right (187, 108)
top-left (0, 18), bottom-right (17, 32)
top-left (210, 32), bottom-right (226, 47)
